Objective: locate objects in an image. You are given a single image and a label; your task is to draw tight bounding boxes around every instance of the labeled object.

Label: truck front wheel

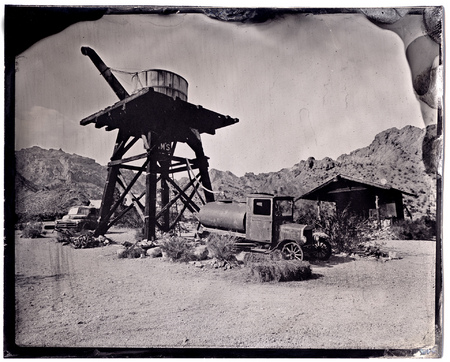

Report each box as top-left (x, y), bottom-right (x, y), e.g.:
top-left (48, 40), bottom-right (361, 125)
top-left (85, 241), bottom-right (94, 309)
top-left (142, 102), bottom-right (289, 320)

top-left (281, 242), bottom-right (304, 261)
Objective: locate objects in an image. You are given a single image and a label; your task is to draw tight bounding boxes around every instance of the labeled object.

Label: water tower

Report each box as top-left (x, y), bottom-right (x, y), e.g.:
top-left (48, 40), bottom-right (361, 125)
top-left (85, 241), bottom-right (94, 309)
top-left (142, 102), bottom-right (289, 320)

top-left (80, 47), bottom-right (238, 240)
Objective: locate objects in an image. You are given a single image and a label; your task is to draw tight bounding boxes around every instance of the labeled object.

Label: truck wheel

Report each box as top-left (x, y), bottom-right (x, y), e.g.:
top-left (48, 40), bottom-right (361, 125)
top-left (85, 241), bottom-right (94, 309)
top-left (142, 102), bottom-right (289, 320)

top-left (281, 242), bottom-right (304, 261)
top-left (314, 240), bottom-right (332, 261)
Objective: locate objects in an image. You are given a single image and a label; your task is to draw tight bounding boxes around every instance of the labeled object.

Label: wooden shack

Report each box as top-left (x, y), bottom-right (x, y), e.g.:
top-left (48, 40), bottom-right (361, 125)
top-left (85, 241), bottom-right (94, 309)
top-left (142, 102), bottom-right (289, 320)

top-left (299, 174), bottom-right (416, 223)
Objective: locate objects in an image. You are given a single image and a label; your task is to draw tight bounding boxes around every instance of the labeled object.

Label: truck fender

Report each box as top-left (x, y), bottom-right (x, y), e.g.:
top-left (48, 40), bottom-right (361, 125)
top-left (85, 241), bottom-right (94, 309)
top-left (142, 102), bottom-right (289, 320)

top-left (313, 231), bottom-right (329, 241)
top-left (272, 239), bottom-right (300, 251)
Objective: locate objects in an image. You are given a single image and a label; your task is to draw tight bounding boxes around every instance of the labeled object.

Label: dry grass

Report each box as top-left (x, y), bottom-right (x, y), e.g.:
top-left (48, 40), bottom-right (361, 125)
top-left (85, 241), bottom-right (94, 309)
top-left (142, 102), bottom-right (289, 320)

top-left (245, 256), bottom-right (312, 283)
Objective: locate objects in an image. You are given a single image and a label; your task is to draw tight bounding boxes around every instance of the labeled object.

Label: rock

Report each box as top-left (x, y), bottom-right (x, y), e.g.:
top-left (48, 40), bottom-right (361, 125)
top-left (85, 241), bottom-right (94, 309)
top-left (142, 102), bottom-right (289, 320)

top-left (389, 251), bottom-right (399, 260)
top-left (116, 247), bottom-right (127, 258)
top-left (193, 245), bottom-right (209, 260)
top-left (235, 251), bottom-right (249, 262)
top-left (128, 247), bottom-right (144, 258)
top-left (146, 246), bottom-right (162, 258)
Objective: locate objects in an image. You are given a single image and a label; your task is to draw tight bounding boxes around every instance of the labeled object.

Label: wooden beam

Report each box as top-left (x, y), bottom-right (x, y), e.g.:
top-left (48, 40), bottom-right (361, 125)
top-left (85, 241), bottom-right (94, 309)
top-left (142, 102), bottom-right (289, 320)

top-left (117, 164), bottom-right (145, 172)
top-left (107, 203), bottom-right (134, 229)
top-left (155, 176), bottom-right (197, 219)
top-left (327, 187), bottom-right (368, 194)
top-left (117, 174), bottom-right (146, 222)
top-left (169, 187), bottom-right (198, 230)
top-left (108, 152), bottom-right (147, 166)
top-left (166, 176), bottom-right (201, 213)
top-left (103, 158), bottom-right (149, 224)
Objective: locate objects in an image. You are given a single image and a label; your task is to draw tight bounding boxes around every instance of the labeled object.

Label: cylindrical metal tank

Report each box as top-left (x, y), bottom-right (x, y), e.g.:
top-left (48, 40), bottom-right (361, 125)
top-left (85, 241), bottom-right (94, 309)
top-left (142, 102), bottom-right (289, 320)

top-left (133, 69), bottom-right (188, 101)
top-left (198, 201), bottom-right (247, 233)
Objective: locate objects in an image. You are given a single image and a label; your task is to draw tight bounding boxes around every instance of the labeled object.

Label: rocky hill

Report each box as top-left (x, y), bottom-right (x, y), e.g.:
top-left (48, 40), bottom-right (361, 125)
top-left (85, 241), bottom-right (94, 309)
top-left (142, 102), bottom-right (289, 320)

top-left (14, 125), bottom-right (438, 222)
top-left (15, 147), bottom-right (145, 221)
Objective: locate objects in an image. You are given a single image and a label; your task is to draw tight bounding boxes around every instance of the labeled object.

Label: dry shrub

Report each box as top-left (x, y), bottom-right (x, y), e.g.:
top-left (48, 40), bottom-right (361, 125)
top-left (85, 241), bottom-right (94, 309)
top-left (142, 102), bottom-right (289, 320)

top-left (21, 222), bottom-right (43, 238)
top-left (158, 236), bottom-right (196, 262)
top-left (243, 250), bottom-right (284, 264)
top-left (317, 207), bottom-right (366, 252)
top-left (56, 229), bottom-right (73, 244)
top-left (247, 259), bottom-right (311, 282)
top-left (391, 216), bottom-right (436, 240)
top-left (206, 233), bottom-right (237, 261)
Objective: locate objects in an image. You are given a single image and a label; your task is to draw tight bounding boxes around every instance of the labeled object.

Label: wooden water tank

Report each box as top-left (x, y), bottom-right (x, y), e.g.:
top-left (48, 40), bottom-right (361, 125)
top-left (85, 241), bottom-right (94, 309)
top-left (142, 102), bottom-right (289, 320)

top-left (133, 69), bottom-right (188, 101)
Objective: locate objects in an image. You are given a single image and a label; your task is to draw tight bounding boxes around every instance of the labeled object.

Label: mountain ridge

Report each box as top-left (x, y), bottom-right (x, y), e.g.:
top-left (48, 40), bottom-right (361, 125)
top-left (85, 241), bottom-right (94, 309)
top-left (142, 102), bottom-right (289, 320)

top-left (15, 125), bottom-right (437, 221)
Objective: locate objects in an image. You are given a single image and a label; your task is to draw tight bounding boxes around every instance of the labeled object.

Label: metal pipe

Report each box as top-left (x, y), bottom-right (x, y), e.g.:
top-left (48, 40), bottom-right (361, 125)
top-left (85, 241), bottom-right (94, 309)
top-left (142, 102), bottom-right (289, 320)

top-left (81, 46), bottom-right (129, 100)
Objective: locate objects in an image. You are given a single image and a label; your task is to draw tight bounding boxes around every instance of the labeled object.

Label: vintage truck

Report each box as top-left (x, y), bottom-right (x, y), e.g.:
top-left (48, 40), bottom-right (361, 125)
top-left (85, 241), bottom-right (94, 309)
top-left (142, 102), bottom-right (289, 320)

top-left (55, 206), bottom-right (99, 232)
top-left (197, 193), bottom-right (332, 261)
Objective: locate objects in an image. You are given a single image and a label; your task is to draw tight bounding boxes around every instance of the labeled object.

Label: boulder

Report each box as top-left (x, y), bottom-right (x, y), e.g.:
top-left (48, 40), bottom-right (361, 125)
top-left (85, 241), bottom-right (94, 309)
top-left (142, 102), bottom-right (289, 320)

top-left (193, 245), bottom-right (209, 260)
top-left (146, 246), bottom-right (162, 258)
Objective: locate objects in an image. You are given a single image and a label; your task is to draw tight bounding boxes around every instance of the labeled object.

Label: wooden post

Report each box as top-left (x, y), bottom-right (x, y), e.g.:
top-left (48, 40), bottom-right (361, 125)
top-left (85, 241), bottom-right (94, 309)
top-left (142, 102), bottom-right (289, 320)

top-left (144, 132), bottom-right (158, 241)
top-left (317, 200), bottom-right (321, 221)
top-left (160, 161), bottom-right (170, 232)
top-left (375, 195), bottom-right (381, 229)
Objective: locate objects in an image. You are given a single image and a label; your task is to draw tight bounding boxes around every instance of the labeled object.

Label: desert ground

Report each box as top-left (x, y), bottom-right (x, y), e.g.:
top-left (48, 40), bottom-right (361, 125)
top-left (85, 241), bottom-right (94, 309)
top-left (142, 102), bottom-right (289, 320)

top-left (13, 227), bottom-right (438, 356)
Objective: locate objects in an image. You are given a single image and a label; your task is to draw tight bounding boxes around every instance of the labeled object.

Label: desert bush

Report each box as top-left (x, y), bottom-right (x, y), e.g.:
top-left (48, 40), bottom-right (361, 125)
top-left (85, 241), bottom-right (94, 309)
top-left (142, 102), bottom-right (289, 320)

top-left (206, 233), bottom-right (238, 261)
top-left (391, 216), bottom-right (436, 240)
top-left (56, 229), bottom-right (73, 244)
top-left (21, 222), bottom-right (43, 238)
top-left (243, 250), bottom-right (285, 264)
top-left (247, 260), bottom-right (311, 282)
top-left (316, 207), bottom-right (367, 252)
top-left (158, 236), bottom-right (196, 262)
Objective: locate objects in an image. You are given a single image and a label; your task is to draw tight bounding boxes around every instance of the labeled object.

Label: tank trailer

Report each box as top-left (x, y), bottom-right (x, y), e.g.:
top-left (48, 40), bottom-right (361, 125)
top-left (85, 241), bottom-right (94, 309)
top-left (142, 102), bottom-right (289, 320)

top-left (198, 193), bottom-right (331, 261)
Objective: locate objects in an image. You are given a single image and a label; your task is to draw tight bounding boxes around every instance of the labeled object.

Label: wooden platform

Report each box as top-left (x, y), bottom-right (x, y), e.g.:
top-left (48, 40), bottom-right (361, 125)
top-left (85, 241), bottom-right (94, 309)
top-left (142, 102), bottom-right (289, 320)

top-left (80, 87), bottom-right (239, 141)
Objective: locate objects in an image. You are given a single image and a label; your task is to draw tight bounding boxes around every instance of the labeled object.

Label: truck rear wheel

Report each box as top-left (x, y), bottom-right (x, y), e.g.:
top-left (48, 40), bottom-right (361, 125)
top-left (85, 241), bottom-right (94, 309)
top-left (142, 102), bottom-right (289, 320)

top-left (313, 239), bottom-right (332, 261)
top-left (281, 241), bottom-right (304, 261)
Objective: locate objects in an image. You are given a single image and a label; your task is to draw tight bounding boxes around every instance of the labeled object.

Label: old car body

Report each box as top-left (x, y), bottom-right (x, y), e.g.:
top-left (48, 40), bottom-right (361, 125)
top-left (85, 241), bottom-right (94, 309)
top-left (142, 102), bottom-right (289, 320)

top-left (55, 206), bottom-right (99, 232)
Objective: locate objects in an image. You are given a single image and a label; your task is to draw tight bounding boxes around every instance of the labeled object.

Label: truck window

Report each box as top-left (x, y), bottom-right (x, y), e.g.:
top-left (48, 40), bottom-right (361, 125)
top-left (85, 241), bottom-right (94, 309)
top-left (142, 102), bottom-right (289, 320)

top-left (275, 200), bottom-right (293, 217)
top-left (253, 199), bottom-right (271, 216)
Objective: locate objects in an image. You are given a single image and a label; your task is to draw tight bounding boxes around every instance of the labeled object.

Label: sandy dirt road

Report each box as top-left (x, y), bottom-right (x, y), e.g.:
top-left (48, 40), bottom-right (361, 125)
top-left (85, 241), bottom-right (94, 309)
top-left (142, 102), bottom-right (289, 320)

top-left (12, 228), bottom-right (437, 355)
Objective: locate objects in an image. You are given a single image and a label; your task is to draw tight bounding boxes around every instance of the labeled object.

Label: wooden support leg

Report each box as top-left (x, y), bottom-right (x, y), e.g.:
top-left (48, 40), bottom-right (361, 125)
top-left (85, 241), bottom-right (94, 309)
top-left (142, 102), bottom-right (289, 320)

top-left (144, 133), bottom-right (158, 241)
top-left (186, 129), bottom-right (215, 203)
top-left (95, 131), bottom-right (130, 236)
top-left (160, 161), bottom-right (171, 232)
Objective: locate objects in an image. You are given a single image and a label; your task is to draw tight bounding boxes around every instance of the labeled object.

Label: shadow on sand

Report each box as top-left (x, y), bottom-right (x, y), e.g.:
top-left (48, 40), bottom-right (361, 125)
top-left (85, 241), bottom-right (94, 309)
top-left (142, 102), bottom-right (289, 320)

top-left (308, 253), bottom-right (356, 268)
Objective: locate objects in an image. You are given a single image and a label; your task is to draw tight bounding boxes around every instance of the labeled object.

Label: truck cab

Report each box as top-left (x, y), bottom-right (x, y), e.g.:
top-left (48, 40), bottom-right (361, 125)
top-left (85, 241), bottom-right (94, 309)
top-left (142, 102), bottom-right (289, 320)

top-left (246, 194), bottom-right (293, 243)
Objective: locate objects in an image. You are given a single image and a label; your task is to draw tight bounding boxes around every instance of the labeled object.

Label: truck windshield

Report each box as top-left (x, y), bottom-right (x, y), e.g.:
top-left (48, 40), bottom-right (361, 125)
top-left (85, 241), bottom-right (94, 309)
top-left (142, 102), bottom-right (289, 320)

top-left (68, 208), bottom-right (89, 216)
top-left (274, 199), bottom-right (293, 217)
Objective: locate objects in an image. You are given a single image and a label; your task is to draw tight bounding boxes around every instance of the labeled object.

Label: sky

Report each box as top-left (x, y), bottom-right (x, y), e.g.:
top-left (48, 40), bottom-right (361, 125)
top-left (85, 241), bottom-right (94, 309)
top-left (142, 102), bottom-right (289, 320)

top-left (14, 8), bottom-right (428, 176)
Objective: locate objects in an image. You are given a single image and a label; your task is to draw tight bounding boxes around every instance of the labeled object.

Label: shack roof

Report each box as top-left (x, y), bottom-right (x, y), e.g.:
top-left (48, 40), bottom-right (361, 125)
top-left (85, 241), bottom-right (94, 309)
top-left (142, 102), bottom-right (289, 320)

top-left (298, 174), bottom-right (416, 202)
